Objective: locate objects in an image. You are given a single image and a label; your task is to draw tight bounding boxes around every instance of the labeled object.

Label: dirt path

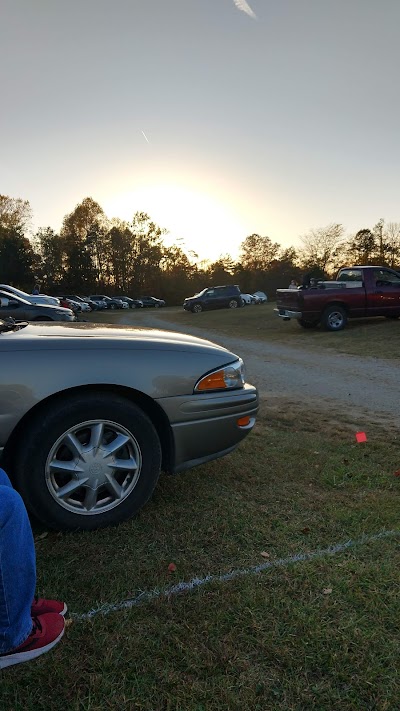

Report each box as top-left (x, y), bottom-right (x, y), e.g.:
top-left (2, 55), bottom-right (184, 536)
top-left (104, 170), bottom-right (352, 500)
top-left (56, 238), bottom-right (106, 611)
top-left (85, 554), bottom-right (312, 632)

top-left (119, 311), bottom-right (400, 426)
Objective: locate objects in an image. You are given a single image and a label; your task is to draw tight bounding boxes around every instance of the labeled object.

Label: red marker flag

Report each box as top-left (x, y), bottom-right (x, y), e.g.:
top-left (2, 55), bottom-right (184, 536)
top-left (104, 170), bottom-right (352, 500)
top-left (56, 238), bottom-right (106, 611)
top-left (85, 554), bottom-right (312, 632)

top-left (355, 432), bottom-right (367, 443)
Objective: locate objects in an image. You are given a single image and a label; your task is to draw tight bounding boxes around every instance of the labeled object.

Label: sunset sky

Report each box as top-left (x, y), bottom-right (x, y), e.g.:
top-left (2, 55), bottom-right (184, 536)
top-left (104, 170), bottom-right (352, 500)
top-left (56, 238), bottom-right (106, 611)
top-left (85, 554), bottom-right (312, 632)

top-left (1, 0), bottom-right (400, 261)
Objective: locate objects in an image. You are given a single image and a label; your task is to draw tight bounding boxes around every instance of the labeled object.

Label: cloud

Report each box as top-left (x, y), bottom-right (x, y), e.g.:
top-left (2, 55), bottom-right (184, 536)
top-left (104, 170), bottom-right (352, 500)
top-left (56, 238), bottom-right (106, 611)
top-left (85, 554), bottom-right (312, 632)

top-left (232, 0), bottom-right (257, 20)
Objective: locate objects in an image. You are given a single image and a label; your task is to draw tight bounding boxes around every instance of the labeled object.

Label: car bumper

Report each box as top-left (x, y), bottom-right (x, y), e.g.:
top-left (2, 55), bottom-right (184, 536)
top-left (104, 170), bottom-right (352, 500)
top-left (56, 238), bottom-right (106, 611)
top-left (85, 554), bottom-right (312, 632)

top-left (274, 308), bottom-right (302, 320)
top-left (159, 384), bottom-right (259, 473)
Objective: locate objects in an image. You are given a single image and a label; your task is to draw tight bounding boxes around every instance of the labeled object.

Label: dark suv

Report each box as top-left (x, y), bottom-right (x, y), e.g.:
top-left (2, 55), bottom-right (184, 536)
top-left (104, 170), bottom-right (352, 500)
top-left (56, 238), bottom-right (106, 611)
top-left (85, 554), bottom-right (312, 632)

top-left (183, 285), bottom-right (243, 313)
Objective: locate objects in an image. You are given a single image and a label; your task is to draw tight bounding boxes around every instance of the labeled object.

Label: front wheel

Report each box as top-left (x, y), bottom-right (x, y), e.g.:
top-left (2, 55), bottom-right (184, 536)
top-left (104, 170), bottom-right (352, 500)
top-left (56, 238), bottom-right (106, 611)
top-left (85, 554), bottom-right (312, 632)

top-left (228, 299), bottom-right (239, 309)
top-left (321, 305), bottom-right (347, 331)
top-left (13, 393), bottom-right (162, 531)
top-left (192, 304), bottom-right (203, 313)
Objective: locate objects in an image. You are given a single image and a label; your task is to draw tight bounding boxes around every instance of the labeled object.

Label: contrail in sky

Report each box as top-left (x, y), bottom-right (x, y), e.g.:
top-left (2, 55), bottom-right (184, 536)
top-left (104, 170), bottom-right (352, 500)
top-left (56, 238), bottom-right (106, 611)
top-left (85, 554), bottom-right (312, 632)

top-left (141, 130), bottom-right (150, 144)
top-left (233, 0), bottom-right (257, 19)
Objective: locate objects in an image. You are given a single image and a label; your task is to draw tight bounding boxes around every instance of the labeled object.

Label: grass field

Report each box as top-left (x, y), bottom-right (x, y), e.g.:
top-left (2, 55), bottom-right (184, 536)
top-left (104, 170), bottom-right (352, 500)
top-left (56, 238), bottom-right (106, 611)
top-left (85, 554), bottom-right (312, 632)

top-left (87, 304), bottom-right (400, 360)
top-left (2, 402), bottom-right (400, 710)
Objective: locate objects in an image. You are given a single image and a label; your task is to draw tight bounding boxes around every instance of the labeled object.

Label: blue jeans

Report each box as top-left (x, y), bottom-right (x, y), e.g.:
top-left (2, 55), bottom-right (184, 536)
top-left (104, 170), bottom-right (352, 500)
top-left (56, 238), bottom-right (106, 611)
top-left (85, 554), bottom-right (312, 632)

top-left (0, 468), bottom-right (36, 653)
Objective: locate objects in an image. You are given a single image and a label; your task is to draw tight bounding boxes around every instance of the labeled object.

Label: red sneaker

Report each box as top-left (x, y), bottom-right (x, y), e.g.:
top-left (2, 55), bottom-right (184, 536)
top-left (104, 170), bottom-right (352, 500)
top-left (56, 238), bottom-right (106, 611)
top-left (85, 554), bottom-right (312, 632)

top-left (0, 613), bottom-right (65, 669)
top-left (31, 595), bottom-right (67, 617)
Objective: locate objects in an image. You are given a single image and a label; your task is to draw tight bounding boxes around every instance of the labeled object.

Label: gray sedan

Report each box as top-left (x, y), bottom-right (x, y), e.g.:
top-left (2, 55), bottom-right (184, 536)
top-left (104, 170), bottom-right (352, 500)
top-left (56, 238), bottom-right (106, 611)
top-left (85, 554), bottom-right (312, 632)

top-left (0, 290), bottom-right (75, 322)
top-left (0, 320), bottom-right (258, 531)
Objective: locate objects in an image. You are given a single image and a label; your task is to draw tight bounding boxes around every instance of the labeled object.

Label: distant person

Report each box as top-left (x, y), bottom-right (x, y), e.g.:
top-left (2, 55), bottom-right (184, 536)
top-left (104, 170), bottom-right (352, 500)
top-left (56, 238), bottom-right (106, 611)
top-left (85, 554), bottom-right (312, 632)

top-left (288, 279), bottom-right (298, 290)
top-left (32, 284), bottom-right (40, 295)
top-left (0, 468), bottom-right (66, 669)
top-left (301, 272), bottom-right (312, 289)
top-left (309, 278), bottom-right (318, 288)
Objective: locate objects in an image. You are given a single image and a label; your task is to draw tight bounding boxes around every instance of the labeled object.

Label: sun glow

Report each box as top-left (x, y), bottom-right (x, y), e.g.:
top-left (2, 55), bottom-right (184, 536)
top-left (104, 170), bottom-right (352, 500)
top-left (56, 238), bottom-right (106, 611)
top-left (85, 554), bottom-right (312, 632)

top-left (103, 185), bottom-right (247, 262)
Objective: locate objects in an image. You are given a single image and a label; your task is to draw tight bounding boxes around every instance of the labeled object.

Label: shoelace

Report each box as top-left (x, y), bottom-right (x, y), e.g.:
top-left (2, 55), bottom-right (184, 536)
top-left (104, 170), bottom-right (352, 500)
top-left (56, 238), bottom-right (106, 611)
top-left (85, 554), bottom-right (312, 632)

top-left (0, 617), bottom-right (42, 656)
top-left (31, 616), bottom-right (43, 636)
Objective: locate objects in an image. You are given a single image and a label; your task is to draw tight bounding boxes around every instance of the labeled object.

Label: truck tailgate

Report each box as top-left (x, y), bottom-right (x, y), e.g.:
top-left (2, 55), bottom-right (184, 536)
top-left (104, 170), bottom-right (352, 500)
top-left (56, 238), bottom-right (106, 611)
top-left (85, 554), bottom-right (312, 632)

top-left (276, 289), bottom-right (303, 310)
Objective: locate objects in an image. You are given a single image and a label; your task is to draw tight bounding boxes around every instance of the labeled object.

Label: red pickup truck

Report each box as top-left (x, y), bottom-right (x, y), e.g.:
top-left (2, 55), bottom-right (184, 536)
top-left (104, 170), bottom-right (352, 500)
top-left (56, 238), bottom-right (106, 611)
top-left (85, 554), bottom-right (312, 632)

top-left (275, 266), bottom-right (400, 331)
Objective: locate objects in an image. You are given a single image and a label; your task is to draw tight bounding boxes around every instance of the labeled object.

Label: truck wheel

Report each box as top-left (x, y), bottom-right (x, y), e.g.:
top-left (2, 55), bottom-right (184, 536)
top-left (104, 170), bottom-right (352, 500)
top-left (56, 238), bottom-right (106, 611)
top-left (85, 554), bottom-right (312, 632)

top-left (322, 305), bottom-right (347, 331)
top-left (12, 393), bottom-right (161, 531)
top-left (298, 319), bottom-right (319, 329)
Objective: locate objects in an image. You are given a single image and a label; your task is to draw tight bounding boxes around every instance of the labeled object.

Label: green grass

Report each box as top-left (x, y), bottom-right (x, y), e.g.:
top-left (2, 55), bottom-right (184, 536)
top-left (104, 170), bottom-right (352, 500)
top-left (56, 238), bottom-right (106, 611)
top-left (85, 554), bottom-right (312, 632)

top-left (86, 304), bottom-right (400, 360)
top-left (2, 403), bottom-right (400, 710)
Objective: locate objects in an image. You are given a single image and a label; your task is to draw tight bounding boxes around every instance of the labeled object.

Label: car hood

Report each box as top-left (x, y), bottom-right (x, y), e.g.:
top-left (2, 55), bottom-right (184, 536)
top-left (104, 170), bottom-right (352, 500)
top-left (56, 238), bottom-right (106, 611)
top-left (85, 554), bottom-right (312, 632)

top-left (1, 322), bottom-right (237, 357)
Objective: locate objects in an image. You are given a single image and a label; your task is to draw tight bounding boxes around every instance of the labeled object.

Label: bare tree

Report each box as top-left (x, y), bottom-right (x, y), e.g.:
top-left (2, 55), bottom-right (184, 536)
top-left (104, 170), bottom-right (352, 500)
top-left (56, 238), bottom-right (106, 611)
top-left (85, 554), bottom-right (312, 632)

top-left (299, 224), bottom-right (345, 274)
top-left (383, 222), bottom-right (400, 267)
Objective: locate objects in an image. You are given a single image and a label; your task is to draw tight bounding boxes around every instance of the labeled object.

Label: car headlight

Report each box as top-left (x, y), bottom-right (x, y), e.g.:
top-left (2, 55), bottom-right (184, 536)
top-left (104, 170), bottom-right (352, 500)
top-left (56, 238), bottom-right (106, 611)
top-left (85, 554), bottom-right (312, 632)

top-left (194, 359), bottom-right (245, 392)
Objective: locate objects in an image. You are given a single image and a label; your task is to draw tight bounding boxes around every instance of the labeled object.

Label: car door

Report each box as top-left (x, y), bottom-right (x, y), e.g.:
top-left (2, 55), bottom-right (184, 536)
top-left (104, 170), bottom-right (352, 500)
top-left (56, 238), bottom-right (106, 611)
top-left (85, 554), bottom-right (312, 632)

top-left (202, 288), bottom-right (217, 309)
top-left (0, 294), bottom-right (30, 320)
top-left (368, 269), bottom-right (400, 316)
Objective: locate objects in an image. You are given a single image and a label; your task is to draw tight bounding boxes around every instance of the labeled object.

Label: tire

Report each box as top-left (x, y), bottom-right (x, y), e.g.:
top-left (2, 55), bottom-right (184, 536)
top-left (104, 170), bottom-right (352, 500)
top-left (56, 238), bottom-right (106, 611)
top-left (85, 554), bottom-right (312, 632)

top-left (228, 299), bottom-right (239, 309)
top-left (13, 393), bottom-right (162, 531)
top-left (110, 304), bottom-right (116, 310)
top-left (298, 318), bottom-right (319, 329)
top-left (130, 304), bottom-right (136, 309)
top-left (154, 303), bottom-right (160, 308)
top-left (321, 305), bottom-right (347, 331)
top-left (192, 304), bottom-right (203, 313)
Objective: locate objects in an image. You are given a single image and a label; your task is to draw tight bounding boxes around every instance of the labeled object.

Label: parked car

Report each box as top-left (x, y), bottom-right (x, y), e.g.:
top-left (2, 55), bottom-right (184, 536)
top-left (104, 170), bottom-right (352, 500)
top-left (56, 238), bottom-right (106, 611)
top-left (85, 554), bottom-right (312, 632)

top-left (113, 296), bottom-right (143, 309)
top-left (253, 291), bottom-right (268, 303)
top-left (89, 295), bottom-right (124, 310)
top-left (60, 295), bottom-right (91, 312)
top-left (0, 320), bottom-right (258, 531)
top-left (80, 295), bottom-right (105, 310)
top-left (183, 285), bottom-right (243, 313)
top-left (275, 265), bottom-right (400, 331)
top-left (0, 284), bottom-right (60, 306)
top-left (59, 297), bottom-right (82, 314)
top-left (139, 296), bottom-right (166, 308)
top-left (0, 290), bottom-right (75, 322)
top-left (241, 293), bottom-right (258, 305)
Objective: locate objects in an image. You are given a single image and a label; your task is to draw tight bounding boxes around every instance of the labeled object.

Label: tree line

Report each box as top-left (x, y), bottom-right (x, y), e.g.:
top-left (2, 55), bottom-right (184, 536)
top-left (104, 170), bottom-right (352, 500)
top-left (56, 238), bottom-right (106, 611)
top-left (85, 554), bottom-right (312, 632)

top-left (1, 194), bottom-right (400, 304)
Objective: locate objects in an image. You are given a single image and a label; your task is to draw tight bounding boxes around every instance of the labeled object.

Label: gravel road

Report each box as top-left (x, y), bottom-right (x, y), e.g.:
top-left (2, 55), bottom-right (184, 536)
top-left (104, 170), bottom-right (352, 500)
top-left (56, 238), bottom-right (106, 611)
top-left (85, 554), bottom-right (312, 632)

top-left (121, 311), bottom-right (400, 426)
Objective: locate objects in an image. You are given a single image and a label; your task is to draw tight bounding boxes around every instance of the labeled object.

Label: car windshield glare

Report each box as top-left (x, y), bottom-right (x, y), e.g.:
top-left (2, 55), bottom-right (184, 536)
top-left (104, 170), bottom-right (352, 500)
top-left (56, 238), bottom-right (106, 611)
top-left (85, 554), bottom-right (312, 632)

top-left (0, 290), bottom-right (29, 305)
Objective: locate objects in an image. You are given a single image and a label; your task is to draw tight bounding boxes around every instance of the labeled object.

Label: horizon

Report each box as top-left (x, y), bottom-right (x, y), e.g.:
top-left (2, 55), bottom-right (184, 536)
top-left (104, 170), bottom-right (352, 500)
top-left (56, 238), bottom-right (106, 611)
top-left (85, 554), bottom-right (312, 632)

top-left (2, 0), bottom-right (400, 262)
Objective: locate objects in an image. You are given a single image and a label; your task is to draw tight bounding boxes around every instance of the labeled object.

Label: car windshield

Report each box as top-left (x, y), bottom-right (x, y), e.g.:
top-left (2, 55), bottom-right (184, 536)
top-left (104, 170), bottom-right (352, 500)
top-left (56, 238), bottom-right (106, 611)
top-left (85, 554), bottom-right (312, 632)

top-left (0, 290), bottom-right (30, 305)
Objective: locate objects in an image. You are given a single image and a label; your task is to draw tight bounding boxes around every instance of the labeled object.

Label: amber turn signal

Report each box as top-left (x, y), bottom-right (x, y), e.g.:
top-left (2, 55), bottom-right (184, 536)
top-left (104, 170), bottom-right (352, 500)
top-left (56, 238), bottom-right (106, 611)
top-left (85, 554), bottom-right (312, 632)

top-left (196, 371), bottom-right (227, 391)
top-left (237, 416), bottom-right (251, 427)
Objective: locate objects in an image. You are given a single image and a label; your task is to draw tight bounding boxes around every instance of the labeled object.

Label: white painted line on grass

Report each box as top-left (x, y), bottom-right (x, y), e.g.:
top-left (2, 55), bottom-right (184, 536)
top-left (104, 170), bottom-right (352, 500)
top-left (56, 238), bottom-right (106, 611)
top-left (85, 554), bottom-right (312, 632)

top-left (72, 529), bottom-right (400, 622)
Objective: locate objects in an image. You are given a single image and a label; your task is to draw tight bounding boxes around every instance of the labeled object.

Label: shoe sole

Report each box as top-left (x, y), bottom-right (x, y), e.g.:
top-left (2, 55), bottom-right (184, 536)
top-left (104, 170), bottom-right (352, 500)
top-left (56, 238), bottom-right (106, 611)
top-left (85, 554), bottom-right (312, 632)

top-left (0, 626), bottom-right (65, 670)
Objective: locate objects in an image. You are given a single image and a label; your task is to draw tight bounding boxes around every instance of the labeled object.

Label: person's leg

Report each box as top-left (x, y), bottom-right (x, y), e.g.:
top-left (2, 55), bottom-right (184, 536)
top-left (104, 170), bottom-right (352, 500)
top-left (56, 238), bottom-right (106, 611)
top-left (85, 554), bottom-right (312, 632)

top-left (0, 483), bottom-right (36, 653)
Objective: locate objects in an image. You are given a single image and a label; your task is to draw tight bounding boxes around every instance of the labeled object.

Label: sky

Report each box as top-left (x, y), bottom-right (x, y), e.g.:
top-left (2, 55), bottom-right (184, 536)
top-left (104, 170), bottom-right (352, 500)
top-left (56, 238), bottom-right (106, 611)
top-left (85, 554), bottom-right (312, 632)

top-left (1, 0), bottom-right (400, 262)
